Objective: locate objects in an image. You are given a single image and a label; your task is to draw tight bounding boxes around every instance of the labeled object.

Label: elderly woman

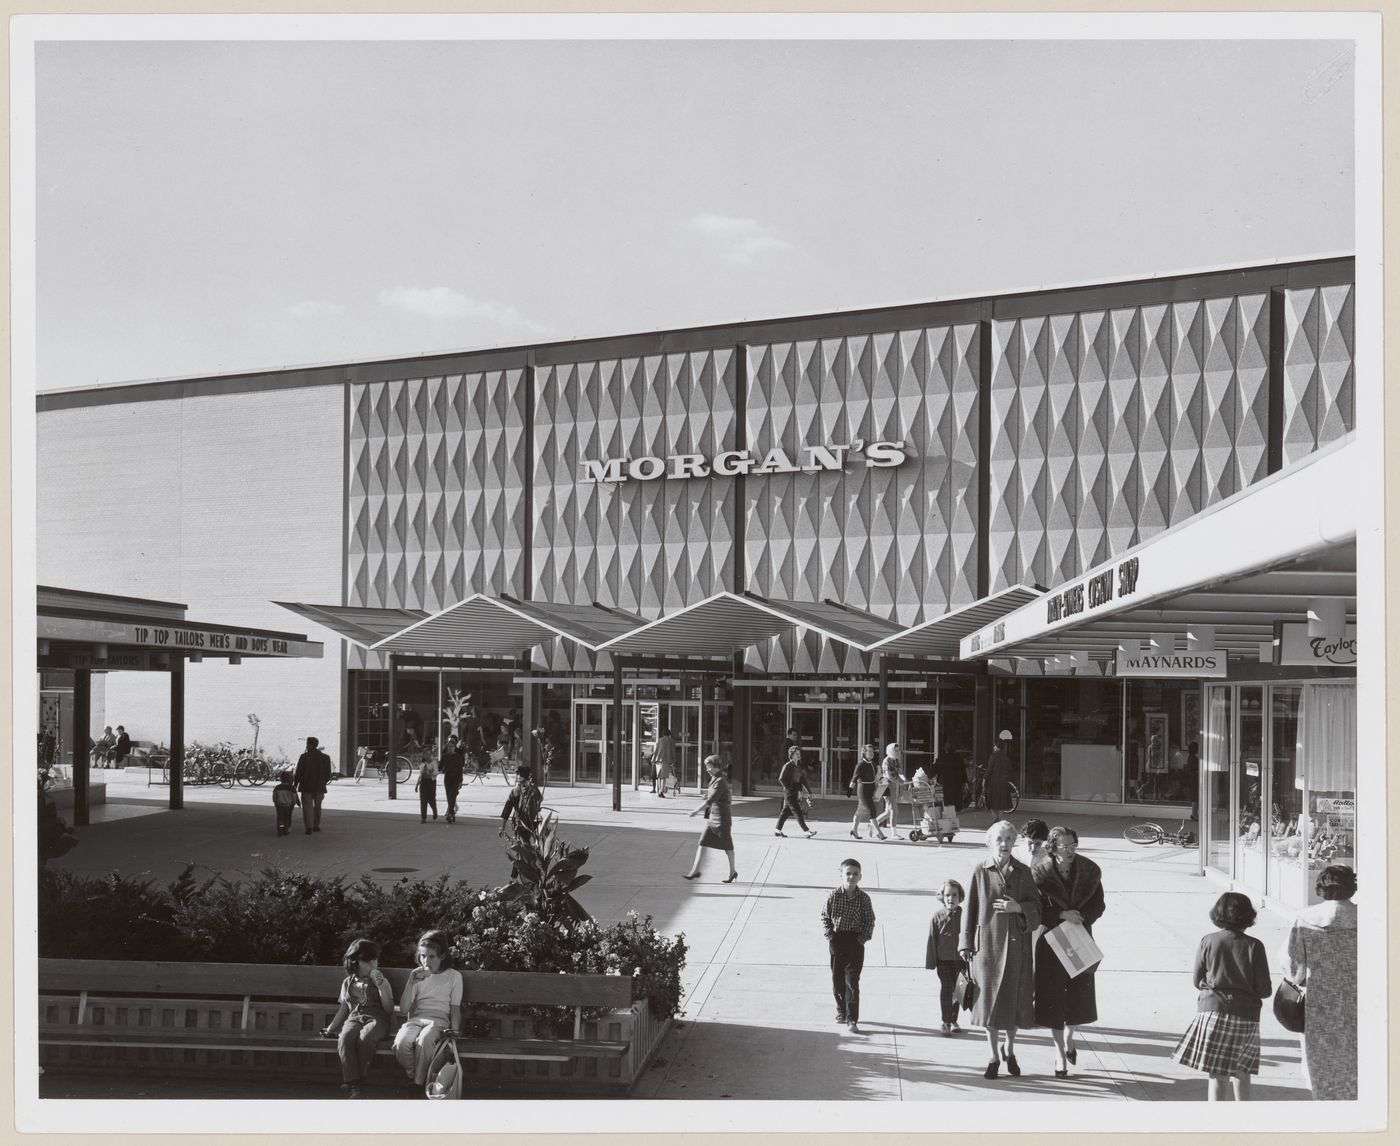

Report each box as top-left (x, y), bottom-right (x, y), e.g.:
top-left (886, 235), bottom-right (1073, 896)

top-left (960, 819), bottom-right (1042, 1079)
top-left (1032, 826), bottom-right (1105, 1076)
top-left (1279, 865), bottom-right (1358, 1100)
top-left (684, 754), bottom-right (739, 883)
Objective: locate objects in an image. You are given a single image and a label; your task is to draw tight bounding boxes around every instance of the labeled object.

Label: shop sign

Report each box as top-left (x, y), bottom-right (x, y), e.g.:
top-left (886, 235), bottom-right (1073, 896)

top-left (579, 439), bottom-right (907, 484)
top-left (1115, 649), bottom-right (1227, 678)
top-left (39, 614), bottom-right (322, 658)
top-left (1314, 797), bottom-right (1354, 815)
top-left (42, 650), bottom-right (160, 671)
top-left (1278, 623), bottom-right (1356, 666)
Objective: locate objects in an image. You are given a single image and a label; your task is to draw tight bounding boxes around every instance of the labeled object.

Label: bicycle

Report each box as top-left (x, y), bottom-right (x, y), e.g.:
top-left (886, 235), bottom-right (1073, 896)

top-left (1123, 816), bottom-right (1196, 847)
top-left (972, 776), bottom-right (1020, 814)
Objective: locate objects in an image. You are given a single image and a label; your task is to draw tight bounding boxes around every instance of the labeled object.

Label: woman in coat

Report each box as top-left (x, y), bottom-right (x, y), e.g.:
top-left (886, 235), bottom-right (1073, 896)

top-left (874, 743), bottom-right (905, 839)
top-left (1279, 864), bottom-right (1358, 1099)
top-left (932, 744), bottom-right (967, 814)
top-left (960, 819), bottom-right (1042, 1079)
top-left (983, 730), bottom-right (1014, 820)
top-left (1032, 826), bottom-right (1106, 1076)
top-left (684, 754), bottom-right (739, 883)
top-left (848, 743), bottom-right (887, 840)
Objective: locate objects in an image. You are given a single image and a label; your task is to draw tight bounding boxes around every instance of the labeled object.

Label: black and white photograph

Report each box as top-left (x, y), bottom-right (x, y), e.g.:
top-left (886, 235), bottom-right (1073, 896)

top-left (13, 11), bottom-right (1386, 1136)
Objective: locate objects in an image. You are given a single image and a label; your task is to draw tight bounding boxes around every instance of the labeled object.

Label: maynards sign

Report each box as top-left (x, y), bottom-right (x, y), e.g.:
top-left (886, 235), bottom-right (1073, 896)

top-left (580, 439), bottom-right (907, 484)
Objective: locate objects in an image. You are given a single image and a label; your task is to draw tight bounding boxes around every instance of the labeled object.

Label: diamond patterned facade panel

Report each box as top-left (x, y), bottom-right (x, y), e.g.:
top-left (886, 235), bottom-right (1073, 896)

top-left (531, 348), bottom-right (737, 626)
top-left (744, 325), bottom-right (979, 675)
top-left (347, 370), bottom-right (527, 669)
top-left (988, 293), bottom-right (1269, 591)
top-left (1282, 284), bottom-right (1355, 466)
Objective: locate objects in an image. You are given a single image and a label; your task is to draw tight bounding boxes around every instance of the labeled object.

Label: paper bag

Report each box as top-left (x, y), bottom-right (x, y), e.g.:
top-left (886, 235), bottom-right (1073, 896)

top-left (1044, 920), bottom-right (1103, 978)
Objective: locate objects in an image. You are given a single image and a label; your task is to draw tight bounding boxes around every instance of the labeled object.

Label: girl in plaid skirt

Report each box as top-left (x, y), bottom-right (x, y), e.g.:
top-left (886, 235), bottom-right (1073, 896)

top-left (1171, 892), bottom-right (1272, 1100)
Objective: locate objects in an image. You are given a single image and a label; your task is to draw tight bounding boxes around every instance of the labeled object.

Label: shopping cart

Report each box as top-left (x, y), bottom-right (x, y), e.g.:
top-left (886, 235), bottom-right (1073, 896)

top-left (908, 781), bottom-right (960, 844)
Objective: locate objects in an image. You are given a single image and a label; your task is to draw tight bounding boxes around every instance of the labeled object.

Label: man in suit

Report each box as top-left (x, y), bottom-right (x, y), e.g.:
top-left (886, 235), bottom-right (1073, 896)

top-left (112, 725), bottom-right (132, 767)
top-left (293, 735), bottom-right (333, 835)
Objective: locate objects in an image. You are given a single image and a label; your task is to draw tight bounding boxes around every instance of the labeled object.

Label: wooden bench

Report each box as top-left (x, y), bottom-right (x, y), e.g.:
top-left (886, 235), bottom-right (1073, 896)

top-left (40, 958), bottom-right (645, 1094)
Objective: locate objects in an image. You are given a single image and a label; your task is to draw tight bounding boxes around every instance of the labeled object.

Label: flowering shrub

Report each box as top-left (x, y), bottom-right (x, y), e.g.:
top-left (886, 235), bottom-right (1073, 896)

top-left (38, 866), bottom-right (687, 1020)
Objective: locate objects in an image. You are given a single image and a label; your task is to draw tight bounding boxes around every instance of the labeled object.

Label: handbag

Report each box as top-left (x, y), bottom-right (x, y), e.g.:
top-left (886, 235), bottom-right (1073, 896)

top-left (954, 961), bottom-right (978, 1012)
top-left (1273, 979), bottom-right (1305, 1033)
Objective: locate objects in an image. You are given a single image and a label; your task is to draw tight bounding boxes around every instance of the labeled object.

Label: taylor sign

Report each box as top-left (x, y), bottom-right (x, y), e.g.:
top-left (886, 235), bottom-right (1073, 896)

top-left (580, 439), bottom-right (907, 484)
top-left (1279, 623), bottom-right (1357, 666)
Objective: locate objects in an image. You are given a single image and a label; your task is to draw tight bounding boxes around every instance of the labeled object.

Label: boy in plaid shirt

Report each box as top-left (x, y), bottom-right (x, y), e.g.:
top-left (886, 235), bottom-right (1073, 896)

top-left (822, 858), bottom-right (876, 1032)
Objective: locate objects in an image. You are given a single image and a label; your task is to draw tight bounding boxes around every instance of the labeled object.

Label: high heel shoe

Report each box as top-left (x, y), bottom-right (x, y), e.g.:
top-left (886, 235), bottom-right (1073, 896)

top-left (1066, 1047), bottom-right (1077, 1066)
top-left (1054, 1067), bottom-right (1069, 1079)
top-left (983, 1059), bottom-right (999, 1080)
top-left (1004, 1053), bottom-right (1021, 1076)
top-left (722, 872), bottom-right (739, 883)
top-left (683, 872), bottom-right (700, 881)
top-left (849, 829), bottom-right (860, 839)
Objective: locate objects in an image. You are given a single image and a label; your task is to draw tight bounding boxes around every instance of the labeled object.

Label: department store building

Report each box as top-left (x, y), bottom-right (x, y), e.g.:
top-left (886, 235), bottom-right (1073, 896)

top-left (37, 256), bottom-right (1358, 910)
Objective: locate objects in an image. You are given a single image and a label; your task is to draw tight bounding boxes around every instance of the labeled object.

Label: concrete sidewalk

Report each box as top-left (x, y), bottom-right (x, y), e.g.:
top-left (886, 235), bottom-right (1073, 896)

top-left (46, 770), bottom-right (1310, 1101)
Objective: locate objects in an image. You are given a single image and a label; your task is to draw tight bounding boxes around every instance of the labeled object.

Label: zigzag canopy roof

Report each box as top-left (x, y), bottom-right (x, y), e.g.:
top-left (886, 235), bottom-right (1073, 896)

top-left (863, 585), bottom-right (1041, 657)
top-left (273, 602), bottom-right (428, 648)
top-left (368, 594), bottom-right (645, 656)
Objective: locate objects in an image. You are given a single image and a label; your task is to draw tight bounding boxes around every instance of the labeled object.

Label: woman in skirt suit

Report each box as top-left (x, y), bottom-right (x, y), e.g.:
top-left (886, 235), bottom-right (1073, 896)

top-left (1032, 826), bottom-right (1105, 1076)
top-left (960, 819), bottom-right (1042, 1079)
top-left (848, 744), bottom-right (887, 840)
top-left (684, 755), bottom-right (739, 883)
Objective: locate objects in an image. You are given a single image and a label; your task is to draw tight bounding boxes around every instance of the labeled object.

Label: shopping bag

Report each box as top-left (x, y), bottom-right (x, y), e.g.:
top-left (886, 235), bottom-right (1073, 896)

top-left (954, 962), bottom-right (978, 1012)
top-left (1273, 979), bottom-right (1305, 1033)
top-left (1043, 920), bottom-right (1103, 978)
top-left (424, 1035), bottom-right (463, 1100)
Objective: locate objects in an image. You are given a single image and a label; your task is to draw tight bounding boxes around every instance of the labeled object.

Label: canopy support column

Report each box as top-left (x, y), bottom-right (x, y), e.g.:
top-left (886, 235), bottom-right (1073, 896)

top-left (388, 654), bottom-right (399, 800)
top-left (733, 652), bottom-right (750, 796)
top-left (169, 660), bottom-right (185, 811)
top-left (72, 668), bottom-right (92, 827)
top-left (611, 658), bottom-right (624, 812)
top-left (877, 658), bottom-right (890, 757)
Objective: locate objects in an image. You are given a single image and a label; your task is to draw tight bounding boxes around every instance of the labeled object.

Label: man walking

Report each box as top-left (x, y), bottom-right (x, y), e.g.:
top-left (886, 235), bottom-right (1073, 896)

top-left (294, 735), bottom-right (333, 835)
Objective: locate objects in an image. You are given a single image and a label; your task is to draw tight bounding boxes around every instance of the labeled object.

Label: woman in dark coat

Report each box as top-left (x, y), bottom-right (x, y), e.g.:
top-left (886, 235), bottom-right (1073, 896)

top-left (847, 743), bottom-right (886, 840)
top-left (684, 755), bottom-right (738, 883)
top-left (983, 730), bottom-right (1014, 819)
top-left (960, 819), bottom-right (1042, 1079)
top-left (1032, 826), bottom-right (1105, 1076)
top-left (932, 744), bottom-right (966, 813)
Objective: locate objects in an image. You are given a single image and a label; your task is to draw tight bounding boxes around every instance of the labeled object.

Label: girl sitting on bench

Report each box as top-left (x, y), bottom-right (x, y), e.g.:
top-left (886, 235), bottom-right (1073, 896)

top-left (393, 930), bottom-right (462, 1091)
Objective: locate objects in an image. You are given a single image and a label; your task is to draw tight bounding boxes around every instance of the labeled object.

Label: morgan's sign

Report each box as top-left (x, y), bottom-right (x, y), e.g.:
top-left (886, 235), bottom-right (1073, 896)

top-left (580, 439), bottom-right (907, 484)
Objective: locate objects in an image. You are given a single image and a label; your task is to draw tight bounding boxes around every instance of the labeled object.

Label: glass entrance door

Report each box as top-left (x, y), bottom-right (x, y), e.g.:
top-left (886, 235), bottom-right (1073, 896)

top-left (897, 708), bottom-right (937, 779)
top-left (662, 702), bottom-right (702, 791)
top-left (1203, 687), bottom-right (1233, 876)
top-left (1234, 686), bottom-right (1267, 894)
top-left (573, 701), bottom-right (607, 786)
top-left (789, 705), bottom-right (825, 792)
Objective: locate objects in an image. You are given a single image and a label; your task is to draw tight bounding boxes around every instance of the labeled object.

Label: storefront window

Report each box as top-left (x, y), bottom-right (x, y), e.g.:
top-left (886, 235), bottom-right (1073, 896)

top-left (1123, 681), bottom-right (1201, 806)
top-left (1298, 683), bottom-right (1357, 906)
top-left (750, 695), bottom-right (787, 787)
top-left (1021, 678), bottom-right (1122, 802)
top-left (1203, 688), bottom-right (1232, 874)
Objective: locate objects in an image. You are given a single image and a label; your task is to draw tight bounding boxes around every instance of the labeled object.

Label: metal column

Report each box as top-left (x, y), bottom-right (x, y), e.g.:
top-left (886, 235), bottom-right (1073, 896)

top-left (169, 660), bottom-right (185, 811)
top-left (877, 658), bottom-right (890, 754)
top-left (72, 668), bottom-right (91, 827)
top-left (611, 658), bottom-right (624, 812)
top-left (387, 654), bottom-right (399, 800)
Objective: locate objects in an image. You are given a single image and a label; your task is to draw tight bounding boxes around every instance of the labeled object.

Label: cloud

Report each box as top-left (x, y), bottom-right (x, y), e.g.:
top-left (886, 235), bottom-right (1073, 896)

top-left (687, 214), bottom-right (796, 264)
top-left (378, 286), bottom-right (547, 333)
top-left (285, 299), bottom-right (343, 318)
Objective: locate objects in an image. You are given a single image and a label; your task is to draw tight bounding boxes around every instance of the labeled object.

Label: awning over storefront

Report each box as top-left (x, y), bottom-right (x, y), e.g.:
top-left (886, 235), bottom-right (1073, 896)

top-left (863, 585), bottom-right (1042, 658)
top-left (754, 595), bottom-right (905, 648)
top-left (273, 601), bottom-right (428, 648)
top-left (42, 586), bottom-right (324, 667)
top-left (368, 594), bottom-right (645, 656)
top-left (959, 437), bottom-right (1359, 665)
top-left (592, 592), bottom-right (800, 657)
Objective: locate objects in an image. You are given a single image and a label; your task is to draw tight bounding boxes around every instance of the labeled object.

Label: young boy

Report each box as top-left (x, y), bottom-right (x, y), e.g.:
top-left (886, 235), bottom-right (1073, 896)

top-left (821, 858), bottom-right (876, 1032)
top-left (272, 770), bottom-right (299, 836)
top-left (925, 880), bottom-right (965, 1033)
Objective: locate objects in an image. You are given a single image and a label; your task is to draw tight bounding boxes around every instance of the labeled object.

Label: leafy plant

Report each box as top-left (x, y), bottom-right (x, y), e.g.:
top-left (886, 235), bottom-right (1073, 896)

top-left (498, 816), bottom-right (591, 923)
top-left (37, 779), bottom-right (77, 868)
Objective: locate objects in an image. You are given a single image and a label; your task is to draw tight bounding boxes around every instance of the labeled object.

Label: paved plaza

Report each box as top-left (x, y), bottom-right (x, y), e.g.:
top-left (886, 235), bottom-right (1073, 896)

top-left (44, 770), bottom-right (1311, 1102)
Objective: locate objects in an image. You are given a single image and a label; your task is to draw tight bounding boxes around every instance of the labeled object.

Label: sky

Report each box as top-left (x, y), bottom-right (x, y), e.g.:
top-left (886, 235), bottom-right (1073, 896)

top-left (32, 31), bottom-right (1356, 391)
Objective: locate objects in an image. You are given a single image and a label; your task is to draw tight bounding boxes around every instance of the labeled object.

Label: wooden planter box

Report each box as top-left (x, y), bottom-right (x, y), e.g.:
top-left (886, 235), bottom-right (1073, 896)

top-left (39, 959), bottom-right (673, 1098)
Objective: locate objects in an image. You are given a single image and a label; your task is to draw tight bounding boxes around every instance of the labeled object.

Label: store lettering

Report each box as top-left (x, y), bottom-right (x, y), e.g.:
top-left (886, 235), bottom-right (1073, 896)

top-left (1087, 570), bottom-right (1114, 609)
top-left (579, 440), bottom-right (907, 484)
top-left (1308, 635), bottom-right (1356, 663)
top-left (1046, 585), bottom-right (1084, 624)
top-left (1117, 556), bottom-right (1139, 598)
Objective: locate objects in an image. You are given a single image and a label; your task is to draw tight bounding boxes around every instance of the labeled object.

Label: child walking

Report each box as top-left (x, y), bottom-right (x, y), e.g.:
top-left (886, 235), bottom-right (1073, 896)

top-left (821, 858), bottom-right (876, 1033)
top-left (1171, 892), bottom-right (1272, 1100)
top-left (417, 755), bottom-right (439, 823)
top-left (272, 770), bottom-right (298, 836)
top-left (321, 938), bottom-right (395, 1098)
top-left (925, 880), bottom-right (965, 1034)
top-left (393, 930), bottom-right (463, 1089)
